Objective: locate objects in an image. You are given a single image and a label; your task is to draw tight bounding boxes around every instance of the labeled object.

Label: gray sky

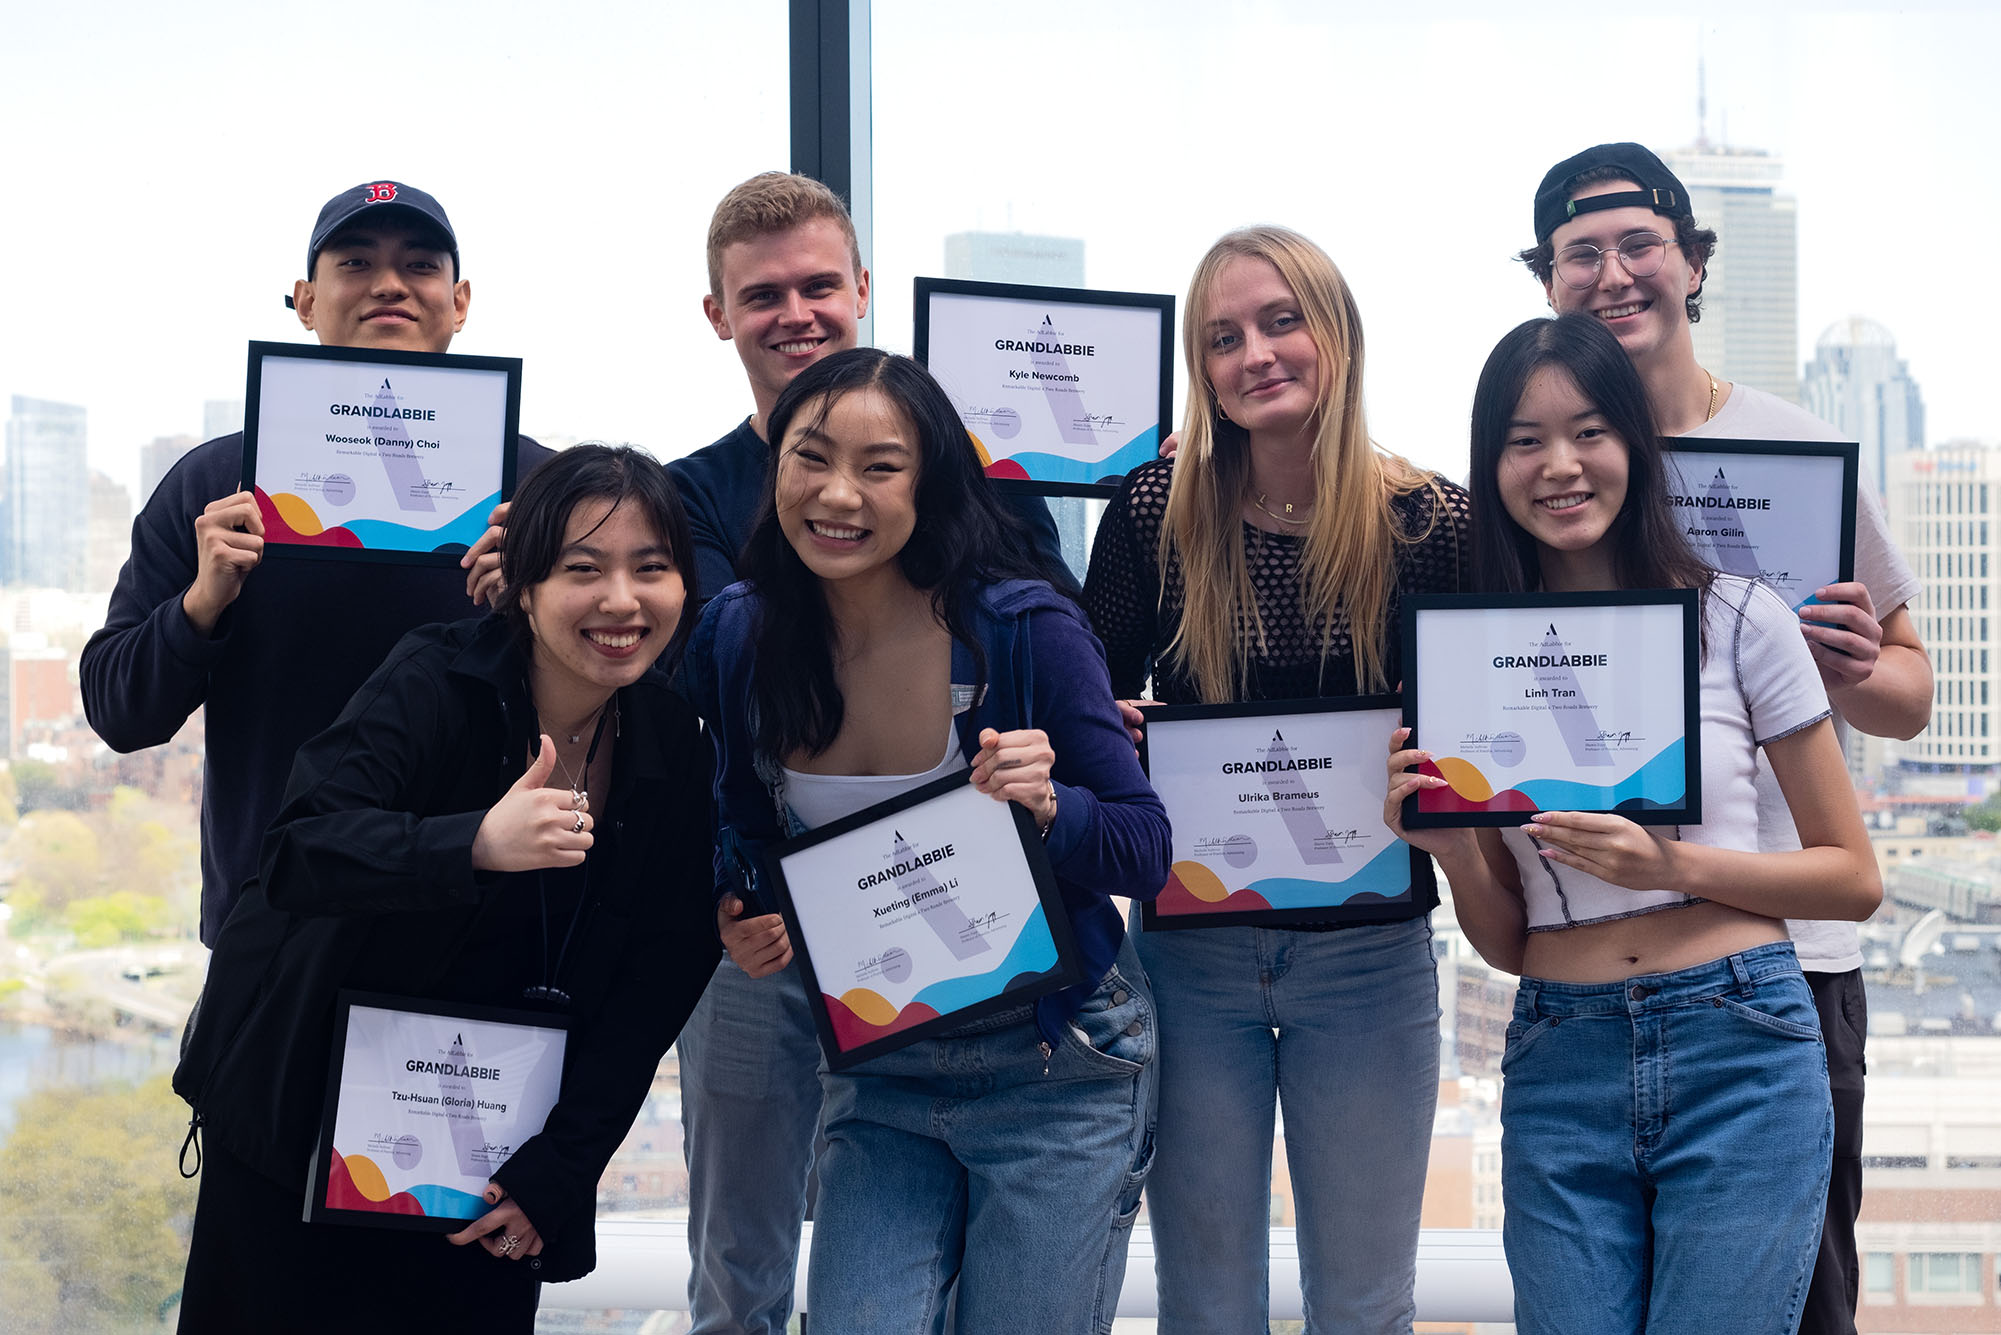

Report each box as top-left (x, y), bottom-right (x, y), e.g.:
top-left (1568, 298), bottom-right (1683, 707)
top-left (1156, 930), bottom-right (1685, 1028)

top-left (5, 0), bottom-right (1994, 500)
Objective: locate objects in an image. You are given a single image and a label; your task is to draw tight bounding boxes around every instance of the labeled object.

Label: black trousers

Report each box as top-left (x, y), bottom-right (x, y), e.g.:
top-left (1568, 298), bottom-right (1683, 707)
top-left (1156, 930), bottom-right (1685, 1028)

top-left (178, 1139), bottom-right (540, 1333)
top-left (1797, 967), bottom-right (1866, 1335)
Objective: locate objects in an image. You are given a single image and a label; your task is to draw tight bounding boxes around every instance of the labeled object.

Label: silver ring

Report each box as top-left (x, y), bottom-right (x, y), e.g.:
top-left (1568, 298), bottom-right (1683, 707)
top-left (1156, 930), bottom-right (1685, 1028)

top-left (571, 812), bottom-right (586, 834)
top-left (496, 1234), bottom-right (520, 1256)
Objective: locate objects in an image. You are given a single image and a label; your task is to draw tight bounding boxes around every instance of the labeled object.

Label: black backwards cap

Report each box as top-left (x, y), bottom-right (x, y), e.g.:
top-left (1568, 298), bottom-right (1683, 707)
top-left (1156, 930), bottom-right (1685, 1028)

top-left (285, 180), bottom-right (459, 309)
top-left (1532, 143), bottom-right (1693, 245)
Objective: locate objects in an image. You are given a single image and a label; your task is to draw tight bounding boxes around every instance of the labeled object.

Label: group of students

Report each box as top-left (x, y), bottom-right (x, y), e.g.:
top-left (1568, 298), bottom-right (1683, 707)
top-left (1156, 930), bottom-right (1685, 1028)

top-left (90, 142), bottom-right (1926, 1335)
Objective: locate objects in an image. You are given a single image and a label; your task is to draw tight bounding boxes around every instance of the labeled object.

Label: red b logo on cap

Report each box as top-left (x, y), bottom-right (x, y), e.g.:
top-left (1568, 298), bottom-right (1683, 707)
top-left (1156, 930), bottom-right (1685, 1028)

top-left (365, 183), bottom-right (398, 203)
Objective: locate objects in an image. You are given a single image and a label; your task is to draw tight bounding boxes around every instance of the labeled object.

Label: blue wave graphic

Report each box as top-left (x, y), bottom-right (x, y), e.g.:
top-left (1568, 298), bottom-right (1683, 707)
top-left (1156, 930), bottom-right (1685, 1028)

top-left (902, 906), bottom-right (1059, 1016)
top-left (337, 489), bottom-right (503, 553)
top-left (1512, 737), bottom-right (1686, 811)
top-left (1244, 840), bottom-right (1415, 909)
top-left (405, 1181), bottom-right (488, 1219)
top-left (998, 427), bottom-right (1159, 484)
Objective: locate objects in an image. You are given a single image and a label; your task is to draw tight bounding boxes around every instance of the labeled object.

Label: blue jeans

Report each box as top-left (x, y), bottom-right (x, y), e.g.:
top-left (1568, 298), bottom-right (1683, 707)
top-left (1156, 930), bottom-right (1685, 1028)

top-left (1133, 914), bottom-right (1441, 1334)
top-left (678, 955), bottom-right (826, 1335)
top-left (805, 939), bottom-right (1157, 1335)
top-left (1501, 941), bottom-right (1832, 1335)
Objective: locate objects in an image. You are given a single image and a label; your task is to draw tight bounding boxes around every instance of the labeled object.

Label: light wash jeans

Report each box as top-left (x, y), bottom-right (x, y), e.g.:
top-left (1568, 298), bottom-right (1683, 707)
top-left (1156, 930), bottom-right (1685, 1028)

top-left (1500, 941), bottom-right (1832, 1335)
top-left (678, 955), bottom-right (826, 1335)
top-left (804, 938), bottom-right (1158, 1335)
top-left (1133, 914), bottom-right (1441, 1334)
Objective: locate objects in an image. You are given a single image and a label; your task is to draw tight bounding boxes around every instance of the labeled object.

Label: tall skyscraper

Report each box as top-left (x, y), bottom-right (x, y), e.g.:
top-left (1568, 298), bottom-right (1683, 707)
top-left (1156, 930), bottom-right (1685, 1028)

top-left (4, 396), bottom-right (89, 590)
top-left (943, 229), bottom-right (1095, 578)
top-left (87, 470), bottom-right (133, 593)
top-left (204, 398), bottom-right (244, 440)
top-left (1883, 440), bottom-right (1999, 783)
top-left (1801, 317), bottom-right (1927, 497)
top-left (140, 433), bottom-right (201, 506)
top-left (1664, 143), bottom-right (1801, 403)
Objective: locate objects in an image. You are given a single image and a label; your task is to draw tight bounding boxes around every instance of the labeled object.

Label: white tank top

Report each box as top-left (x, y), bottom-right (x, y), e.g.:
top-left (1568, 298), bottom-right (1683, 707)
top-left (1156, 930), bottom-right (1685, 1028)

top-left (781, 727), bottom-right (968, 830)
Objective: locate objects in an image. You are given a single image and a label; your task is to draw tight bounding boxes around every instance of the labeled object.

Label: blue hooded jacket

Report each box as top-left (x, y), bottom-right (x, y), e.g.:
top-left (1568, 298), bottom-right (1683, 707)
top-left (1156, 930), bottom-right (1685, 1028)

top-left (684, 577), bottom-right (1169, 1047)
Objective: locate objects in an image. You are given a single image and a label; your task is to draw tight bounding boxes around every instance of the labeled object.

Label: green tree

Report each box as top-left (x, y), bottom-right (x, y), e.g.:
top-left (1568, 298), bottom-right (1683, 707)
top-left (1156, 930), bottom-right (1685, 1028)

top-left (0, 1075), bottom-right (191, 1331)
top-left (1964, 795), bottom-right (2001, 833)
top-left (11, 759), bottom-right (84, 814)
top-left (10, 810), bottom-right (104, 914)
top-left (65, 892), bottom-right (172, 948)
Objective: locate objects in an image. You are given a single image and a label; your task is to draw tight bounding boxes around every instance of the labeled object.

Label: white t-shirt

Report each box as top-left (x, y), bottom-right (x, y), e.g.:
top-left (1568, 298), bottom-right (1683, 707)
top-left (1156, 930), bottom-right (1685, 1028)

top-left (781, 728), bottom-right (968, 830)
top-left (1684, 384), bottom-right (1922, 971)
top-left (1504, 576), bottom-right (1832, 932)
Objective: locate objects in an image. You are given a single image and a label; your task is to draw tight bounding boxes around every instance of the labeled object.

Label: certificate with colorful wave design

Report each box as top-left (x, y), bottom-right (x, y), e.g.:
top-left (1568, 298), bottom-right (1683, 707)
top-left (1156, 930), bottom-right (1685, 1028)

top-left (306, 993), bottom-right (566, 1232)
top-left (770, 770), bottom-right (1081, 1071)
top-left (1664, 439), bottom-right (1856, 611)
top-left (1138, 697), bottom-right (1436, 930)
top-left (914, 278), bottom-right (1174, 497)
top-left (1401, 592), bottom-right (1701, 829)
top-left (241, 341), bottom-right (523, 567)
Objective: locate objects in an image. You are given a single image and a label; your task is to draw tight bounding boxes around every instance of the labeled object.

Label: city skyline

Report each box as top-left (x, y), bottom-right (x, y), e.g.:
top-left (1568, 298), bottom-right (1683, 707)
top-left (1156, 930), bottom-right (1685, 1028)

top-left (3, 4), bottom-right (1994, 501)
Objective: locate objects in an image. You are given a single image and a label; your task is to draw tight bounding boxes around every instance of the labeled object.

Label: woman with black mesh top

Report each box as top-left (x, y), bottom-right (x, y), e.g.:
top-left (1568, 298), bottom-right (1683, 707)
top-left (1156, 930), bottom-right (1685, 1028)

top-left (1081, 225), bottom-right (1468, 1333)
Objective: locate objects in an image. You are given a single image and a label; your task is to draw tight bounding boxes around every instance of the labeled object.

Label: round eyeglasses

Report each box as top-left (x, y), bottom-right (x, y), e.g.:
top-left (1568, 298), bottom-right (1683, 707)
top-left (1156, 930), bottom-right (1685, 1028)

top-left (1553, 232), bottom-right (1673, 289)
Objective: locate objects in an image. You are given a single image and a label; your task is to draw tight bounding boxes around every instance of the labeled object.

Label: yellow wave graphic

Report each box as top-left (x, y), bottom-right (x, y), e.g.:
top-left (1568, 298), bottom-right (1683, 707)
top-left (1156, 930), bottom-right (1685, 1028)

top-left (343, 1153), bottom-right (392, 1202)
top-left (1433, 756), bottom-right (1495, 802)
top-left (967, 431), bottom-right (993, 466)
top-left (271, 492), bottom-right (328, 536)
top-left (1170, 860), bottom-right (1231, 903)
top-left (837, 988), bottom-right (900, 1026)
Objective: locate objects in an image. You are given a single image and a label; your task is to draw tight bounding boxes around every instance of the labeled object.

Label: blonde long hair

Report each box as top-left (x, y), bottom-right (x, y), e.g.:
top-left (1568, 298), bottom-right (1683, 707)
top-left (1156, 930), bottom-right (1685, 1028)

top-left (1161, 226), bottom-right (1441, 702)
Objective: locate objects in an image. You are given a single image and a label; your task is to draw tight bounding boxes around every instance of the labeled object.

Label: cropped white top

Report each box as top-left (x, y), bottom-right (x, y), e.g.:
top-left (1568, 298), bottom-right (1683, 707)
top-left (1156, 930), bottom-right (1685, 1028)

top-left (1505, 575), bottom-right (1831, 932)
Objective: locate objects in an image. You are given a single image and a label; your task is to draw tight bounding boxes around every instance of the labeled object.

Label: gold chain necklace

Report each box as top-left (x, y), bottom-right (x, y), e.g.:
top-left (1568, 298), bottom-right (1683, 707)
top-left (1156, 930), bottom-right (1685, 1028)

top-left (1702, 369), bottom-right (1719, 422)
top-left (1253, 492), bottom-right (1312, 527)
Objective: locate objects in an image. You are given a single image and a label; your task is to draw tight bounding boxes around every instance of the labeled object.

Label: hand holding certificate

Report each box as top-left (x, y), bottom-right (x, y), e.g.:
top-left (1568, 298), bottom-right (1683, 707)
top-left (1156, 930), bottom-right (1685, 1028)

top-left (1399, 592), bottom-right (1701, 829)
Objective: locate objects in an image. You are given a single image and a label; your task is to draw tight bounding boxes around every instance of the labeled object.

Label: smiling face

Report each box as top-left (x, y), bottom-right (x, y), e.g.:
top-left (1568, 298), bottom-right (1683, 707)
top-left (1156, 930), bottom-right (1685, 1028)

top-left (774, 386), bottom-right (919, 593)
top-left (1543, 179), bottom-right (1701, 371)
top-left (292, 215), bottom-right (469, 352)
top-left (704, 217), bottom-right (870, 430)
top-left (1200, 254), bottom-right (1322, 443)
top-left (1496, 366), bottom-right (1630, 586)
top-left (519, 498), bottom-right (686, 717)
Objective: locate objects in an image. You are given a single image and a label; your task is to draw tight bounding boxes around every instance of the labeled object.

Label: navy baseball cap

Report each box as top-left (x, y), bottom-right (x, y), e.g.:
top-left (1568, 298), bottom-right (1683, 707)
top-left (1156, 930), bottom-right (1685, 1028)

top-left (1532, 143), bottom-right (1693, 244)
top-left (305, 180), bottom-right (459, 278)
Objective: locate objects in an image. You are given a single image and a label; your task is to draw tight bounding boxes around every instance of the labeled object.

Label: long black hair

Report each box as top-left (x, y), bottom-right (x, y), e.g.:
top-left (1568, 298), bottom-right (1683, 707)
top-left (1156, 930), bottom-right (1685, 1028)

top-left (495, 442), bottom-right (699, 669)
top-left (1468, 314), bottom-right (1713, 600)
top-left (743, 347), bottom-right (1064, 759)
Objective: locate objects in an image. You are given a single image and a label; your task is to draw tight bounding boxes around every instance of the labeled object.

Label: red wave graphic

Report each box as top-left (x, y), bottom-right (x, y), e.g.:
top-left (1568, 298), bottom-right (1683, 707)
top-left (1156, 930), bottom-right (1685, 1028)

top-left (323, 1147), bottom-right (425, 1215)
top-left (1416, 760), bottom-right (1536, 812)
top-left (983, 460), bottom-right (1031, 480)
top-left (253, 488), bottom-right (363, 548)
top-left (1154, 874), bottom-right (1273, 917)
top-left (824, 993), bottom-right (943, 1052)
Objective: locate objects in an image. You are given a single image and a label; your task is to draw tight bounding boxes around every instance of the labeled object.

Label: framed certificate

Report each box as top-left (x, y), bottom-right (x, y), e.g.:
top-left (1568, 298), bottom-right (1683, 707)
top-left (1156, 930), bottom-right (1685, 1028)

top-left (769, 769), bottom-right (1081, 1070)
top-left (1401, 592), bottom-right (1701, 829)
top-left (241, 341), bottom-right (523, 565)
top-left (305, 992), bottom-right (567, 1231)
top-left (1138, 696), bottom-right (1436, 930)
top-left (1664, 439), bottom-right (1857, 610)
top-left (913, 278), bottom-right (1174, 496)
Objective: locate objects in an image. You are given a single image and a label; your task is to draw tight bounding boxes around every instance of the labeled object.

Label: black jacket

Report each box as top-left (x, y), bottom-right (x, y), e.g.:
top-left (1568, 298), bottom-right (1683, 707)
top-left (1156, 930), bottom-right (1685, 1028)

top-left (174, 614), bottom-right (717, 1282)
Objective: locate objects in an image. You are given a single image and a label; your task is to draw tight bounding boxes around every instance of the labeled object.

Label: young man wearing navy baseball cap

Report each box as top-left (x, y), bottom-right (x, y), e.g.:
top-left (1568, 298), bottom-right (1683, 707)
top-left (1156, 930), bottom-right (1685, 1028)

top-left (83, 180), bottom-right (550, 945)
top-left (1519, 142), bottom-right (1931, 1335)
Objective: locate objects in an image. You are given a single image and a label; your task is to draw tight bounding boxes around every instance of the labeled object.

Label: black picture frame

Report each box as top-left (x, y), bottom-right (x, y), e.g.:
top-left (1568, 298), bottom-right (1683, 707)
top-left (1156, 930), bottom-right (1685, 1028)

top-left (241, 340), bottom-right (523, 567)
top-left (1663, 437), bottom-right (1859, 593)
top-left (1138, 694), bottom-right (1437, 930)
top-left (768, 768), bottom-right (1081, 1071)
top-left (912, 276), bottom-right (1175, 498)
top-left (1400, 590), bottom-right (1702, 829)
top-left (306, 990), bottom-right (570, 1233)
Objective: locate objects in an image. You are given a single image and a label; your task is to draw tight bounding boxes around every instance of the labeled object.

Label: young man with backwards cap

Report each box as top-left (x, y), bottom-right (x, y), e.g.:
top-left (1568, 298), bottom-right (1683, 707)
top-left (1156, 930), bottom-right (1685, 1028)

top-left (83, 181), bottom-right (551, 946)
top-left (1523, 143), bottom-right (1932, 1335)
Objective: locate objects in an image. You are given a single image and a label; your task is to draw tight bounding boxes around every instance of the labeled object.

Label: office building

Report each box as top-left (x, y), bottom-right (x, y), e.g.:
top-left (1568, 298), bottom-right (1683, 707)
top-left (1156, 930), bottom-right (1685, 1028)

top-left (1665, 144), bottom-right (1801, 403)
top-left (139, 433), bottom-right (200, 506)
top-left (1803, 316), bottom-right (1928, 497)
top-left (203, 398), bottom-right (243, 441)
top-left (1883, 440), bottom-right (2001, 777)
top-left (0, 632), bottom-right (71, 758)
top-left (4, 396), bottom-right (88, 590)
top-left (87, 471), bottom-right (133, 593)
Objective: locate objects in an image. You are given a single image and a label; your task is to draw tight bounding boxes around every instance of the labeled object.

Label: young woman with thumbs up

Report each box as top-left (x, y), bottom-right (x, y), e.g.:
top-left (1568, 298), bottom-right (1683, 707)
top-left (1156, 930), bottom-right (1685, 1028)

top-left (173, 444), bottom-right (719, 1332)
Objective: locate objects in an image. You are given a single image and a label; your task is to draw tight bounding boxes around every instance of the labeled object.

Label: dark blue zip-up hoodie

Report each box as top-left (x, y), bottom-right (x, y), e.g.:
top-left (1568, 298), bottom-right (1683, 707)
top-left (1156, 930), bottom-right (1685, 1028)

top-left (684, 577), bottom-right (1169, 1047)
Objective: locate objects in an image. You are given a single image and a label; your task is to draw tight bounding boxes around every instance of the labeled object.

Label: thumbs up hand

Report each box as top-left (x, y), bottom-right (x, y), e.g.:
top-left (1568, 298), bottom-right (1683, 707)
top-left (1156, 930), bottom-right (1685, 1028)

top-left (471, 735), bottom-right (595, 871)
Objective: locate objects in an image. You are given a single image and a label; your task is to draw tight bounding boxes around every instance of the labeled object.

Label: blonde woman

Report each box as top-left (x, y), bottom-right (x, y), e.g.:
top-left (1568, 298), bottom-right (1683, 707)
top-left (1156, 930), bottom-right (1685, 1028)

top-left (1082, 226), bottom-right (1468, 1332)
